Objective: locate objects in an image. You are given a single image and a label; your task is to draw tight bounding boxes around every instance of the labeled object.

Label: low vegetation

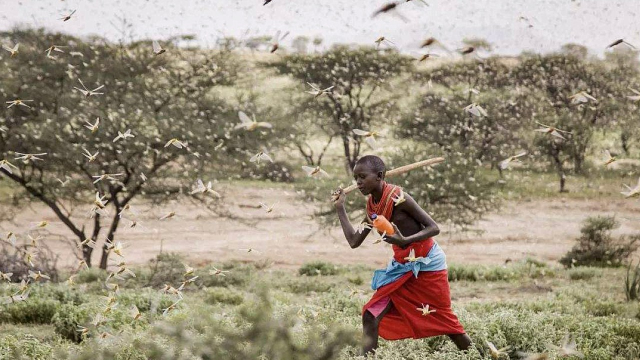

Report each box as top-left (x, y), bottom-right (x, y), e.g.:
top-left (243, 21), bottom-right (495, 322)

top-left (560, 216), bottom-right (640, 268)
top-left (1, 255), bottom-right (638, 359)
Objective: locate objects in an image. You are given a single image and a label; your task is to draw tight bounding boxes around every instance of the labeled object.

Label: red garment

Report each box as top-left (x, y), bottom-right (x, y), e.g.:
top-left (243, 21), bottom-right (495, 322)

top-left (362, 182), bottom-right (466, 340)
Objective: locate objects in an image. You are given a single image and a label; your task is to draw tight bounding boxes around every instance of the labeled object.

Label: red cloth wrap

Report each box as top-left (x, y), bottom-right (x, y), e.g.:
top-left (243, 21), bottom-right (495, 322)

top-left (363, 182), bottom-right (466, 340)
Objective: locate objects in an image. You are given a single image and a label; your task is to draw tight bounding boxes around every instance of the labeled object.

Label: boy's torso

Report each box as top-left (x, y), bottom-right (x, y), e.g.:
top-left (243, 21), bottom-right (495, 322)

top-left (389, 202), bottom-right (424, 238)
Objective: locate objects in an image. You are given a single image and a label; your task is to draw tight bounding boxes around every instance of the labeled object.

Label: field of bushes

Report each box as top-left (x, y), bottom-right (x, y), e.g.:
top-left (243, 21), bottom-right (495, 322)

top-left (1, 253), bottom-right (639, 360)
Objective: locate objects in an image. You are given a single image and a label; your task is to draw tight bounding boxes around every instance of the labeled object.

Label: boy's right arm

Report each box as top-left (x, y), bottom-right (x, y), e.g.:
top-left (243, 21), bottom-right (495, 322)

top-left (333, 188), bottom-right (370, 249)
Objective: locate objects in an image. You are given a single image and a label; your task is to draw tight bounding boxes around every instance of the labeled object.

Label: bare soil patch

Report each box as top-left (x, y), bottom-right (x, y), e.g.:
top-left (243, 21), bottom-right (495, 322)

top-left (2, 184), bottom-right (639, 270)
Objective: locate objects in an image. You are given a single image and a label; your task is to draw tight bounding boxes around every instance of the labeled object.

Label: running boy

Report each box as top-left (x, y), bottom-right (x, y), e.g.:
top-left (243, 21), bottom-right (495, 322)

top-left (333, 155), bottom-right (472, 356)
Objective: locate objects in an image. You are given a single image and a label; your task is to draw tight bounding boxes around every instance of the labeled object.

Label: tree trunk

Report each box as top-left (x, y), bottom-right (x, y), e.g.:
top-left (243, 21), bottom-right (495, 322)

top-left (83, 214), bottom-right (103, 268)
top-left (621, 132), bottom-right (630, 156)
top-left (573, 154), bottom-right (584, 174)
top-left (572, 135), bottom-right (587, 174)
top-left (99, 211), bottom-right (122, 269)
top-left (572, 126), bottom-right (592, 175)
top-left (296, 136), bottom-right (334, 167)
top-left (99, 245), bottom-right (110, 270)
top-left (99, 232), bottom-right (117, 270)
top-left (342, 135), bottom-right (354, 175)
top-left (295, 141), bottom-right (315, 166)
top-left (559, 172), bottom-right (567, 193)
top-left (348, 139), bottom-right (360, 173)
top-left (82, 245), bottom-right (94, 267)
top-left (551, 142), bottom-right (568, 193)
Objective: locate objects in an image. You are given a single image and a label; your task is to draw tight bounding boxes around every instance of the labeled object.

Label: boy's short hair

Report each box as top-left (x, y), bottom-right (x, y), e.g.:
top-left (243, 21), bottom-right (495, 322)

top-left (355, 155), bottom-right (386, 176)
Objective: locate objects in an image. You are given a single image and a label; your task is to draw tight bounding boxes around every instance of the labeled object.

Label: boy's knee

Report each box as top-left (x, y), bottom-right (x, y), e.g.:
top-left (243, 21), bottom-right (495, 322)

top-left (362, 311), bottom-right (375, 325)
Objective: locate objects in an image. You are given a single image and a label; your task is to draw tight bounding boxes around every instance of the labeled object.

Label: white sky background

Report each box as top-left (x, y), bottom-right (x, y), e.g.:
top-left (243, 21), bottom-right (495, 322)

top-left (1, 0), bottom-right (639, 56)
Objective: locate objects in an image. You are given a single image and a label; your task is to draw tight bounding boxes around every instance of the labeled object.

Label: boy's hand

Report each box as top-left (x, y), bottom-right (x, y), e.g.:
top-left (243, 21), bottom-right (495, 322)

top-left (384, 223), bottom-right (407, 247)
top-left (332, 188), bottom-right (346, 208)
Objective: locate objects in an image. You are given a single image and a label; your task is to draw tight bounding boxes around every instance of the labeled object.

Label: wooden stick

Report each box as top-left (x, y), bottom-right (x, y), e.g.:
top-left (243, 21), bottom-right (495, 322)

top-left (331, 157), bottom-right (445, 200)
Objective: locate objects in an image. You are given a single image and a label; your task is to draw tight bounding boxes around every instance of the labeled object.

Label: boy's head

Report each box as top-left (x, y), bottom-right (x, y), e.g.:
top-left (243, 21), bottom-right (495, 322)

top-left (353, 155), bottom-right (386, 195)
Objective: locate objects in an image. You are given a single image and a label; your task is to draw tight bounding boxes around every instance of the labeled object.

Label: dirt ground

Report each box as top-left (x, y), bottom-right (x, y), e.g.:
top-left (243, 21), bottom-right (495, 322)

top-left (2, 184), bottom-right (640, 270)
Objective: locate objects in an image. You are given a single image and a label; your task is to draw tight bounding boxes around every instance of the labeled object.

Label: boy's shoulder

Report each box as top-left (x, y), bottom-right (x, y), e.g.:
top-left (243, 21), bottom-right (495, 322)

top-left (388, 183), bottom-right (404, 194)
top-left (387, 183), bottom-right (407, 204)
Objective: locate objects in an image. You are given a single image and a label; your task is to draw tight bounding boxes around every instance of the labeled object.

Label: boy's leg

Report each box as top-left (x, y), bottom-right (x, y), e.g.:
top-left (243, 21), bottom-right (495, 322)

top-left (362, 301), bottom-right (394, 357)
top-left (362, 311), bottom-right (378, 356)
top-left (447, 333), bottom-right (472, 351)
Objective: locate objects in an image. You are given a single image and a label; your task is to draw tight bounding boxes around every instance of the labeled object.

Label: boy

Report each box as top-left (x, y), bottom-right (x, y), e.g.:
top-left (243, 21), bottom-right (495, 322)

top-left (333, 155), bottom-right (472, 356)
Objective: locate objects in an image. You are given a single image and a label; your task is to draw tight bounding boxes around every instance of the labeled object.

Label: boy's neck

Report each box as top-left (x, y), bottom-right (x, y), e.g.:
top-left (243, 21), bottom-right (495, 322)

top-left (370, 181), bottom-right (385, 203)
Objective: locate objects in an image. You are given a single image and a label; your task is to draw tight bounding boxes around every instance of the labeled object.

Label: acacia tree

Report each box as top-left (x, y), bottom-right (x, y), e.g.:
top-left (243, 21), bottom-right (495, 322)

top-left (604, 48), bottom-right (640, 155)
top-left (391, 58), bottom-right (520, 228)
top-left (405, 58), bottom-right (529, 170)
top-left (244, 36), bottom-right (272, 52)
top-left (312, 37), bottom-right (323, 53)
top-left (511, 53), bottom-right (630, 191)
top-left (291, 36), bottom-right (310, 54)
top-left (268, 45), bottom-right (413, 174)
top-left (0, 29), bottom-right (256, 269)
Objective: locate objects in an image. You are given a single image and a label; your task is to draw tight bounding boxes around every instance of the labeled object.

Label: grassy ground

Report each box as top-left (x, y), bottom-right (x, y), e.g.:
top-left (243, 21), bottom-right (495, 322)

top-left (483, 166), bottom-right (639, 201)
top-left (1, 162), bottom-right (634, 205)
top-left (1, 256), bottom-right (638, 359)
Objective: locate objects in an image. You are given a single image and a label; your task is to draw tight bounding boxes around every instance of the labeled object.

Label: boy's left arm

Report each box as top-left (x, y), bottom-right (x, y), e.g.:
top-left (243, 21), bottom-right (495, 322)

top-left (385, 193), bottom-right (439, 248)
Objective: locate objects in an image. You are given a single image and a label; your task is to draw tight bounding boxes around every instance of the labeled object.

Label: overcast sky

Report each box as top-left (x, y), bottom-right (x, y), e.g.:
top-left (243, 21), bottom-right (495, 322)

top-left (1, 0), bottom-right (639, 56)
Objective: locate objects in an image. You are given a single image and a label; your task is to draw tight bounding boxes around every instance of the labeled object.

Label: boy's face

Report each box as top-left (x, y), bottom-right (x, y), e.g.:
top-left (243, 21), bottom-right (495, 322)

top-left (353, 163), bottom-right (383, 195)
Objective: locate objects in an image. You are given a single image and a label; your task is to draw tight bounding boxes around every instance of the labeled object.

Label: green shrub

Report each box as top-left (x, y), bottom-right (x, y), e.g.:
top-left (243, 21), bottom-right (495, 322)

top-left (448, 264), bottom-right (519, 282)
top-left (524, 257), bottom-right (548, 268)
top-left (59, 287), bottom-right (358, 360)
top-left (583, 299), bottom-right (627, 317)
top-left (283, 277), bottom-right (333, 294)
top-left (0, 334), bottom-right (56, 360)
top-left (51, 303), bottom-right (94, 342)
top-left (299, 261), bottom-right (340, 276)
top-left (460, 302), bottom-right (640, 360)
top-left (30, 285), bottom-right (85, 305)
top-left (319, 293), bottom-right (362, 316)
top-left (525, 265), bottom-right (554, 279)
top-left (447, 264), bottom-right (481, 281)
top-left (4, 257), bottom-right (640, 360)
top-left (625, 261), bottom-right (640, 301)
top-left (204, 287), bottom-right (244, 305)
top-left (75, 268), bottom-right (108, 284)
top-left (568, 267), bottom-right (598, 281)
top-left (447, 261), bottom-right (557, 283)
top-left (141, 252), bottom-right (187, 288)
top-left (200, 263), bottom-right (251, 288)
top-left (116, 290), bottom-right (172, 314)
top-left (560, 216), bottom-right (640, 267)
top-left (0, 299), bottom-right (60, 324)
